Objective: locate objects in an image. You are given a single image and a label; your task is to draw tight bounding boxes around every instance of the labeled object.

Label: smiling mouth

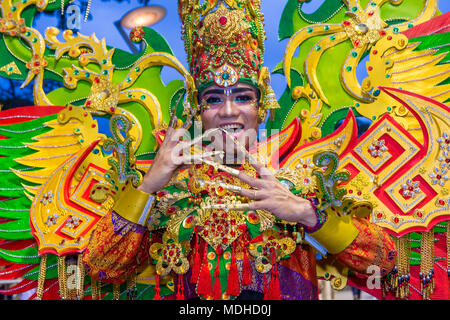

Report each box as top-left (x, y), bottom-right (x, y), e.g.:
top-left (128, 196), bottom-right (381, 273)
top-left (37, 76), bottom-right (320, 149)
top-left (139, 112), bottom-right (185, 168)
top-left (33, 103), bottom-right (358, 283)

top-left (219, 123), bottom-right (244, 135)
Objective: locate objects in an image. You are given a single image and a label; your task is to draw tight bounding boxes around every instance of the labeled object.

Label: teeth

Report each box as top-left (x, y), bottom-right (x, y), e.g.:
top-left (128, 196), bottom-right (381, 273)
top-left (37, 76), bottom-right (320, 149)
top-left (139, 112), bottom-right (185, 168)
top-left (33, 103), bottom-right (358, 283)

top-left (220, 124), bottom-right (244, 131)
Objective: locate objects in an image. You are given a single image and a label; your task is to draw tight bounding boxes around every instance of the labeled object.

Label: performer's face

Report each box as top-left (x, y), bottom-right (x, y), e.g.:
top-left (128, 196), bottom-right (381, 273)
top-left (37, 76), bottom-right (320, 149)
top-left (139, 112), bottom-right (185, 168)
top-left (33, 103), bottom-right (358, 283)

top-left (199, 82), bottom-right (259, 152)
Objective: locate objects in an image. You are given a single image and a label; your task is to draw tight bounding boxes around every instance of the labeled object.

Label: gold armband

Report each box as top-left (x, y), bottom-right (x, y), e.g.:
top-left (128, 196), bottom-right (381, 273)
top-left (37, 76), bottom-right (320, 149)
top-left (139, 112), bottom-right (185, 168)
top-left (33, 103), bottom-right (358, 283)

top-left (309, 212), bottom-right (359, 254)
top-left (112, 187), bottom-right (156, 226)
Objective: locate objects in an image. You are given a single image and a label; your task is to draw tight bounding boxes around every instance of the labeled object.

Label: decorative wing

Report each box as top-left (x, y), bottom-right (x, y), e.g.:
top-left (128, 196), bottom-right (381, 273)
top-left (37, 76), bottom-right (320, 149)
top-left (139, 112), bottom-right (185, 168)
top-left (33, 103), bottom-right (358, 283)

top-left (272, 0), bottom-right (449, 299)
top-left (0, 0), bottom-right (192, 299)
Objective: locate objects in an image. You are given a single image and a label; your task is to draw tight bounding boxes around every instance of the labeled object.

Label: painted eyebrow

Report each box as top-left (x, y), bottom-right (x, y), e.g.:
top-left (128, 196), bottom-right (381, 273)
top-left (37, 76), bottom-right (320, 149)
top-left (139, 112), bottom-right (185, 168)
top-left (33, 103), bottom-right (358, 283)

top-left (201, 88), bottom-right (256, 96)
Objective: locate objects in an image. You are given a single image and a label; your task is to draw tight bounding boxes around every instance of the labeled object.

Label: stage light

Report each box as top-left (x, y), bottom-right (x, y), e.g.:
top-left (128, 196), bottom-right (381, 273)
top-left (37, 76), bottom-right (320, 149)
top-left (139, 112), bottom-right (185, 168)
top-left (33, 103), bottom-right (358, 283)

top-left (120, 5), bottom-right (166, 29)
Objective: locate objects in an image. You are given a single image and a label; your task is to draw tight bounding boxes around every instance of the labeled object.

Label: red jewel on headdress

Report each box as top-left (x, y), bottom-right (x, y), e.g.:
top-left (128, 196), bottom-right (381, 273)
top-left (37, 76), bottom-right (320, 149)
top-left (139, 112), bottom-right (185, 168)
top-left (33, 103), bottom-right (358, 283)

top-left (219, 16), bottom-right (227, 25)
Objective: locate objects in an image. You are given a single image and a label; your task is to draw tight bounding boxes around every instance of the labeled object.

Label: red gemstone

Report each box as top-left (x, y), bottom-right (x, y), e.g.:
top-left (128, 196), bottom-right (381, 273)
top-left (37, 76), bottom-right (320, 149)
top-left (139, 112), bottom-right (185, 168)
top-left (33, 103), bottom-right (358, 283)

top-left (372, 50), bottom-right (378, 55)
top-left (394, 217), bottom-right (399, 223)
top-left (368, 66), bottom-right (373, 71)
top-left (219, 16), bottom-right (227, 25)
top-left (94, 77), bottom-right (100, 83)
top-left (223, 237), bottom-right (228, 244)
top-left (354, 40), bottom-right (360, 47)
top-left (417, 212), bottom-right (423, 217)
top-left (368, 10), bottom-right (374, 16)
top-left (343, 20), bottom-right (351, 26)
top-left (379, 30), bottom-right (386, 36)
top-left (238, 224), bottom-right (248, 232)
top-left (33, 61), bottom-right (40, 67)
top-left (168, 207), bottom-right (177, 214)
top-left (357, 191), bottom-right (362, 196)
top-left (439, 200), bottom-right (445, 205)
top-left (376, 213), bottom-right (383, 219)
top-left (85, 100), bottom-right (92, 106)
top-left (387, 36), bottom-right (392, 40)
top-left (437, 175), bottom-right (442, 180)
top-left (349, 189), bottom-right (353, 194)
top-left (157, 191), bottom-right (167, 198)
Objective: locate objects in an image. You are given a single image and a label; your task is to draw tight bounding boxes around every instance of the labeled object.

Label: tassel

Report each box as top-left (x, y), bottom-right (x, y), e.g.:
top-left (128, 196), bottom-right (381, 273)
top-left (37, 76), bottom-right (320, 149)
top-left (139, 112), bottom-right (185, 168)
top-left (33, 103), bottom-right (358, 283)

top-left (36, 255), bottom-right (47, 300)
top-left (226, 242), bottom-right (240, 296)
top-left (77, 254), bottom-right (85, 300)
top-left (98, 281), bottom-right (102, 300)
top-left (420, 230), bottom-right (434, 300)
top-left (113, 283), bottom-right (120, 300)
top-left (263, 272), bottom-right (269, 300)
top-left (213, 253), bottom-right (222, 300)
top-left (264, 254), bottom-right (280, 300)
top-left (197, 246), bottom-right (213, 298)
top-left (176, 274), bottom-right (185, 300)
top-left (57, 256), bottom-right (67, 300)
top-left (393, 236), bottom-right (410, 299)
top-left (190, 232), bottom-right (201, 284)
top-left (242, 245), bottom-right (252, 286)
top-left (91, 278), bottom-right (98, 300)
top-left (127, 272), bottom-right (137, 300)
top-left (154, 274), bottom-right (161, 300)
top-left (270, 254), bottom-right (281, 300)
top-left (447, 221), bottom-right (450, 290)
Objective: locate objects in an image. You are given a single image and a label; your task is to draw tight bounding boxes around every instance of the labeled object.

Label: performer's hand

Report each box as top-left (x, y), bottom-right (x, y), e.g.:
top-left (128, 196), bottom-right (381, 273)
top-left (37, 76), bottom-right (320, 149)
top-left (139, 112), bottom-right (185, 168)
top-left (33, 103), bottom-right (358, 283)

top-left (138, 126), bottom-right (191, 195)
top-left (237, 161), bottom-right (318, 228)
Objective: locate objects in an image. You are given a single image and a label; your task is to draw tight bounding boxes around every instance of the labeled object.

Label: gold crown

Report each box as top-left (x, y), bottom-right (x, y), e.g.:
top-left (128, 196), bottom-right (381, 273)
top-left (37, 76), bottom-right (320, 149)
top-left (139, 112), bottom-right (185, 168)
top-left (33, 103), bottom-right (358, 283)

top-left (178, 0), bottom-right (279, 121)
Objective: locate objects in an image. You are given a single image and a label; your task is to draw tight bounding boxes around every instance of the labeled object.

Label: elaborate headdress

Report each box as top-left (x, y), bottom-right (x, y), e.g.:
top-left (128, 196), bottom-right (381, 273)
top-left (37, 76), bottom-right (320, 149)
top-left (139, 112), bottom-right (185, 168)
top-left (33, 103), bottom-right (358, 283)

top-left (178, 0), bottom-right (279, 122)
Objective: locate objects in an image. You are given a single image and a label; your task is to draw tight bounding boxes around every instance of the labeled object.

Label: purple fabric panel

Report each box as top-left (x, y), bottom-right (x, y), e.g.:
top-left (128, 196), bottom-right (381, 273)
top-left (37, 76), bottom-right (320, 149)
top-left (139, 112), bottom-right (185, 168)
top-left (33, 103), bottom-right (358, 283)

top-left (111, 211), bottom-right (146, 236)
top-left (180, 259), bottom-right (317, 300)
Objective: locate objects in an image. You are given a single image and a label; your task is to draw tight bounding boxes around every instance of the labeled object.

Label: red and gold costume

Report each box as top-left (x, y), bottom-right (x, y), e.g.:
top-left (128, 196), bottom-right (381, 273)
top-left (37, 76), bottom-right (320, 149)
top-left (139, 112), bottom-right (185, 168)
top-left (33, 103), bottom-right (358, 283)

top-left (79, 0), bottom-right (398, 300)
top-left (1, 0), bottom-right (449, 302)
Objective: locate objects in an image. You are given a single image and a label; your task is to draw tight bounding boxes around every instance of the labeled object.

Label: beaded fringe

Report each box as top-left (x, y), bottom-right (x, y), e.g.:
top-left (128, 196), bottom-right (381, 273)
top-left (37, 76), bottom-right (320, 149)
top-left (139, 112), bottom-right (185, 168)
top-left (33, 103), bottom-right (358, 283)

top-left (58, 256), bottom-right (68, 300)
top-left (113, 283), bottom-right (120, 300)
top-left (36, 255), bottom-right (47, 300)
top-left (391, 235), bottom-right (410, 299)
top-left (447, 221), bottom-right (450, 290)
top-left (57, 255), bottom-right (85, 300)
top-left (77, 254), bottom-right (85, 300)
top-left (420, 230), bottom-right (435, 299)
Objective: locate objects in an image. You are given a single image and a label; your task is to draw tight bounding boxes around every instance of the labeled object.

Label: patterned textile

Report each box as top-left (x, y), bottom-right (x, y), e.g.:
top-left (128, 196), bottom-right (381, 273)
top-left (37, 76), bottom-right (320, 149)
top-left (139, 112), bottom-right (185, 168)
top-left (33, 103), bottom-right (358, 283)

top-left (82, 211), bottom-right (151, 283)
top-left (111, 211), bottom-right (147, 236)
top-left (83, 210), bottom-right (396, 298)
top-left (335, 217), bottom-right (397, 277)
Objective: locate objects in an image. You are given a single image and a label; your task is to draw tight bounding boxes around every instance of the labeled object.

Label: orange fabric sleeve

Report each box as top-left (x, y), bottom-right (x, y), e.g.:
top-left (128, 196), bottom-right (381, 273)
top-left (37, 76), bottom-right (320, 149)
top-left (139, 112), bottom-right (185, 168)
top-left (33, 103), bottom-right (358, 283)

top-left (82, 211), bottom-right (151, 283)
top-left (335, 217), bottom-right (397, 278)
